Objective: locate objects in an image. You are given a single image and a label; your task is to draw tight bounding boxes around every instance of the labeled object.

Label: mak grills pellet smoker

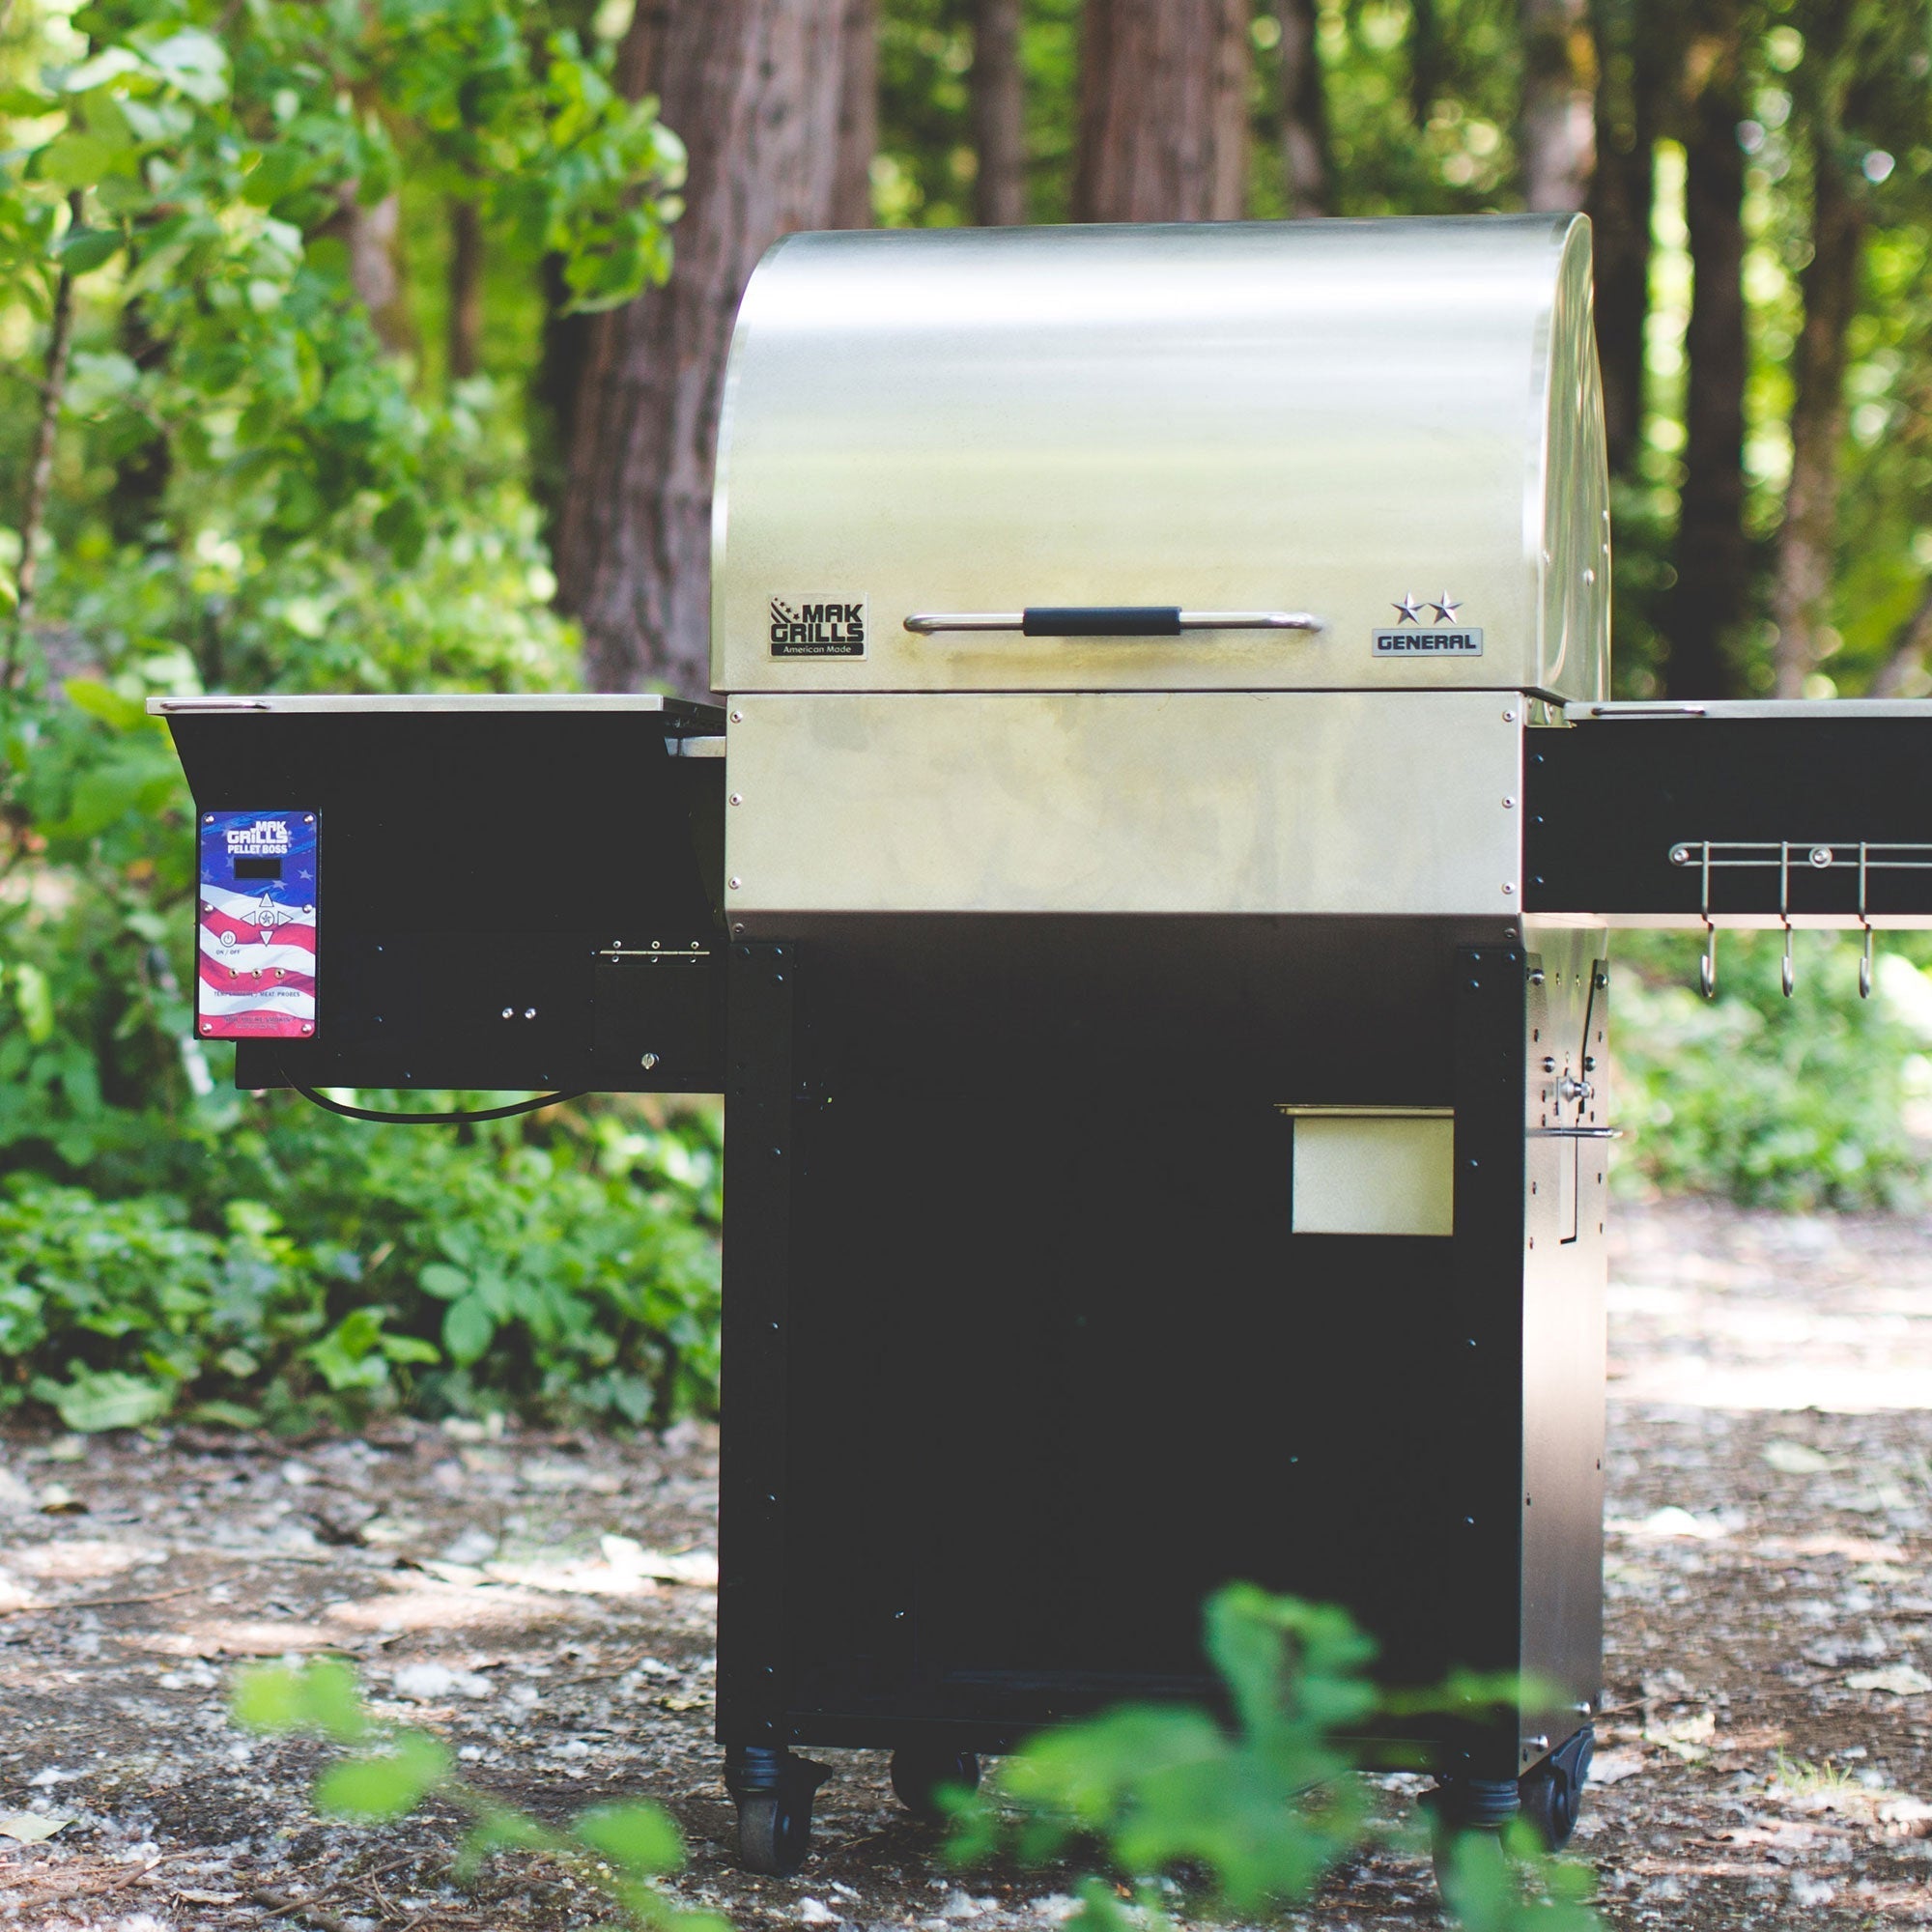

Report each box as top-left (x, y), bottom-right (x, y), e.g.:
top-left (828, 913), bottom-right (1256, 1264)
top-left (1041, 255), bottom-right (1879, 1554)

top-left (156, 213), bottom-right (1932, 1881)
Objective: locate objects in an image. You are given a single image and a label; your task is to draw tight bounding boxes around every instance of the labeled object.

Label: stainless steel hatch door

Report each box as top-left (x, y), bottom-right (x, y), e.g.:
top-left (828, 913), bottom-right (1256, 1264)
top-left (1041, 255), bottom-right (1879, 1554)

top-left (724, 691), bottom-right (1525, 920)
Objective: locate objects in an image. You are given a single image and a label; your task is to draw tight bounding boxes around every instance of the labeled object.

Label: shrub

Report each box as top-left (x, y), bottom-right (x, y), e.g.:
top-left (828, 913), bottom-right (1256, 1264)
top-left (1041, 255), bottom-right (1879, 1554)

top-left (1610, 931), bottom-right (1932, 1210)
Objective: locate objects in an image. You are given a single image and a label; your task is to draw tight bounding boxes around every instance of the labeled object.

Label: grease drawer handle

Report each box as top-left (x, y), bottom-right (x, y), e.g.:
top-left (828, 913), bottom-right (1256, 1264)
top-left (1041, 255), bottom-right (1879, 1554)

top-left (902, 607), bottom-right (1324, 638)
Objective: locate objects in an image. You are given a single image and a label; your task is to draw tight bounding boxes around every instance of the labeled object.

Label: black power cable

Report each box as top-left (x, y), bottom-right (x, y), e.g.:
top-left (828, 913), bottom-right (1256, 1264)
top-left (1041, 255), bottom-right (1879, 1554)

top-left (288, 1082), bottom-right (588, 1125)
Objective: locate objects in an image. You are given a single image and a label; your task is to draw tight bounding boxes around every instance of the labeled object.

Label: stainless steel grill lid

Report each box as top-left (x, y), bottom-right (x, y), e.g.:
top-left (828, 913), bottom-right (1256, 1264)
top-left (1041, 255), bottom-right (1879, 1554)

top-left (712, 213), bottom-right (1607, 701)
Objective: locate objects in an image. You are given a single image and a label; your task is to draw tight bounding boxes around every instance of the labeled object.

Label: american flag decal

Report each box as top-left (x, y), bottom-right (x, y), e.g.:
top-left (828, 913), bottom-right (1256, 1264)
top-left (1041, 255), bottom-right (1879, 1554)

top-left (196, 810), bottom-right (318, 1040)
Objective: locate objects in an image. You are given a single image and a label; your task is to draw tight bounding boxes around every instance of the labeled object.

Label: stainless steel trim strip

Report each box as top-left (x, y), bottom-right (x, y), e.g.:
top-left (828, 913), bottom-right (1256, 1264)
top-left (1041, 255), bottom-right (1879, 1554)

top-left (146, 694), bottom-right (687, 716)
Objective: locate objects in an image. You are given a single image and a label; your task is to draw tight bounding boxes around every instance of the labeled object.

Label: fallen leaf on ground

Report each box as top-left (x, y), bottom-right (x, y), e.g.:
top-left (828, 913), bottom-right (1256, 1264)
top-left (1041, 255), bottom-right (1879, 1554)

top-left (1610, 1506), bottom-right (1731, 1542)
top-left (1763, 1440), bottom-right (1840, 1475)
top-left (600, 1536), bottom-right (719, 1587)
top-left (0, 1812), bottom-right (70, 1843)
top-left (1846, 1664), bottom-right (1932, 1696)
top-left (1588, 1748), bottom-right (1645, 1784)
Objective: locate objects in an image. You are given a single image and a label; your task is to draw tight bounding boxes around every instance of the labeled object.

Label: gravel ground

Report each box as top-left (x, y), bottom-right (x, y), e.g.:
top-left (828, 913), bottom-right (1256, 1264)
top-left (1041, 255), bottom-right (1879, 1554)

top-left (5, 1199), bottom-right (1932, 1929)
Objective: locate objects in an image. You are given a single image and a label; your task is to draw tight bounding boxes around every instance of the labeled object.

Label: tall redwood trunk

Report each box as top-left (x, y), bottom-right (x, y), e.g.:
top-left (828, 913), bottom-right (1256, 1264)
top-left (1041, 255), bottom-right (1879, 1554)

top-left (1409, 0), bottom-right (1440, 127)
top-left (1520, 0), bottom-right (1595, 212)
top-left (1278, 0), bottom-right (1330, 214)
top-left (833, 0), bottom-right (877, 228)
top-left (1662, 0), bottom-right (1747, 698)
top-left (1071, 0), bottom-right (1250, 221)
top-left (1771, 141), bottom-right (1865, 695)
top-left (972, 0), bottom-right (1027, 224)
top-left (1586, 0), bottom-right (1665, 474)
top-left (554, 0), bottom-right (848, 696)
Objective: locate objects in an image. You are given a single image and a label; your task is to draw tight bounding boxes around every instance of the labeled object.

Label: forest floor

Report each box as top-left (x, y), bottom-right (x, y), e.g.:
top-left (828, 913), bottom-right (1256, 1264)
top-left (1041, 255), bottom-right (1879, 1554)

top-left (5, 1200), bottom-right (1932, 1930)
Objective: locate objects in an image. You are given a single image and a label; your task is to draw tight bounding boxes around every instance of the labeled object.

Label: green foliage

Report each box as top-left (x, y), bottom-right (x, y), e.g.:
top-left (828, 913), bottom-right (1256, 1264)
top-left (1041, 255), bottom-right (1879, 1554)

top-left (0, 0), bottom-right (709, 1432)
top-left (237, 1658), bottom-right (730, 1932)
top-left (948, 1583), bottom-right (1602, 1931)
top-left (234, 1654), bottom-right (370, 1741)
top-left (1611, 932), bottom-right (1932, 1209)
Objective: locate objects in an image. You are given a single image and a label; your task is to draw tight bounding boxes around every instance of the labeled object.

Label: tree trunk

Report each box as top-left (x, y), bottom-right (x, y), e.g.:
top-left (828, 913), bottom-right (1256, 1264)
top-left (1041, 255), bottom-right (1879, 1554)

top-left (972, 0), bottom-right (1027, 224)
top-left (554, 0), bottom-right (849, 696)
top-left (1409, 0), bottom-right (1440, 127)
top-left (447, 198), bottom-right (484, 381)
top-left (333, 190), bottom-right (415, 355)
top-left (1278, 0), bottom-right (1329, 214)
top-left (833, 0), bottom-right (877, 228)
top-left (1586, 0), bottom-right (1665, 474)
top-left (1662, 0), bottom-right (1747, 699)
top-left (1520, 0), bottom-right (1595, 212)
top-left (1770, 136), bottom-right (1866, 696)
top-left (1071, 0), bottom-right (1250, 222)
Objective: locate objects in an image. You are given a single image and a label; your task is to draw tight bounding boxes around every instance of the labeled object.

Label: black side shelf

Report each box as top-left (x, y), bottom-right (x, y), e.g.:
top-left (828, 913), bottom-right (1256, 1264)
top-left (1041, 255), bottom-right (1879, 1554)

top-left (1524, 705), bottom-right (1932, 923)
top-left (161, 700), bottom-right (726, 1094)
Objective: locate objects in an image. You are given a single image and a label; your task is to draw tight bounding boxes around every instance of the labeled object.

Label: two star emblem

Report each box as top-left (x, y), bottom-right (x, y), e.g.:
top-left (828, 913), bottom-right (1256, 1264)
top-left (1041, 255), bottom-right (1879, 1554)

top-left (1392, 593), bottom-right (1461, 625)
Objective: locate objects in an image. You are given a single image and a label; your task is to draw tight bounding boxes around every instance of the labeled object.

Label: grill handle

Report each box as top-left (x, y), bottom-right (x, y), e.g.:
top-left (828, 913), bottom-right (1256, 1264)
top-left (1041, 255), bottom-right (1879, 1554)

top-left (903, 608), bottom-right (1323, 638)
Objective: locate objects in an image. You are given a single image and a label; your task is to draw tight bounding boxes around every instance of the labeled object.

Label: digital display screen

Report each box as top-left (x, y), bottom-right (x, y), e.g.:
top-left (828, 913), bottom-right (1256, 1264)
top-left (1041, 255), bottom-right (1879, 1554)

top-left (233, 857), bottom-right (284, 880)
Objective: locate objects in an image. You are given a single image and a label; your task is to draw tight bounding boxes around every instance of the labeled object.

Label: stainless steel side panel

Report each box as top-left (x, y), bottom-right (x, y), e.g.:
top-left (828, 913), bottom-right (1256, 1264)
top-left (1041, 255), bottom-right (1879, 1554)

top-left (724, 692), bottom-right (1524, 917)
top-left (712, 216), bottom-right (1607, 701)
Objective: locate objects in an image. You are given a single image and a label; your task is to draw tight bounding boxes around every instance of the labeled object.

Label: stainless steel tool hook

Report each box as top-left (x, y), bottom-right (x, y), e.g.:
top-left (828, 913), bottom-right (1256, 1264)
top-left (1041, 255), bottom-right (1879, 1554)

top-left (1779, 841), bottom-right (1795, 999)
top-left (1698, 842), bottom-right (1718, 1000)
top-left (1859, 842), bottom-right (1874, 1000)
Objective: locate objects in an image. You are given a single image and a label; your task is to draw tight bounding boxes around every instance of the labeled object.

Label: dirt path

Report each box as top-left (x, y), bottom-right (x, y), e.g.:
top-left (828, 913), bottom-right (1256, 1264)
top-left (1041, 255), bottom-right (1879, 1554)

top-left (4, 1200), bottom-right (1932, 1929)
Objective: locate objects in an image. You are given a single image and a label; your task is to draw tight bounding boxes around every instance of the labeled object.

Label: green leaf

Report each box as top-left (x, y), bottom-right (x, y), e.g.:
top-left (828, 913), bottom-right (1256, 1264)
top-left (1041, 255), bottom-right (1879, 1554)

top-left (418, 1263), bottom-right (469, 1300)
top-left (442, 1293), bottom-right (495, 1366)
top-left (317, 1733), bottom-right (450, 1819)
top-left (32, 1367), bottom-right (171, 1432)
top-left (572, 1800), bottom-right (684, 1875)
top-left (13, 963), bottom-right (54, 1044)
top-left (234, 1657), bottom-right (367, 1741)
top-left (36, 131), bottom-right (131, 189)
top-left (380, 1333), bottom-right (440, 1367)
top-left (185, 1399), bottom-right (263, 1429)
top-left (134, 28), bottom-right (230, 106)
top-left (57, 227), bottom-right (123, 272)
top-left (63, 676), bottom-right (150, 729)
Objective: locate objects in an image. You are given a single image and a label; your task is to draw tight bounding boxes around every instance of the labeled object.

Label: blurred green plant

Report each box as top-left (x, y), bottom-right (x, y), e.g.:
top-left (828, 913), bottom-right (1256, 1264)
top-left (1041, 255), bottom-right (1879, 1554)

top-left (234, 1656), bottom-right (730, 1932)
top-left (1610, 931), bottom-right (1932, 1209)
top-left (0, 0), bottom-right (711, 1434)
top-left (945, 1583), bottom-right (1601, 1931)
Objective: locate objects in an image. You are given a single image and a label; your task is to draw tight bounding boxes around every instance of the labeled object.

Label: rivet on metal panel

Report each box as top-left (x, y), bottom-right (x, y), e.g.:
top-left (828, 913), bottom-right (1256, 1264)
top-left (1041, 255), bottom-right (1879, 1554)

top-left (500, 1007), bottom-right (514, 1020)
top-left (728, 876), bottom-right (742, 890)
top-left (732, 923), bottom-right (746, 936)
top-left (1501, 882), bottom-right (1516, 895)
top-left (640, 1053), bottom-right (660, 1070)
top-left (1528, 969), bottom-right (1545, 985)
top-left (1502, 710), bottom-right (1517, 723)
top-left (730, 710), bottom-right (744, 723)
top-left (729, 793), bottom-right (743, 806)
top-left (1502, 797), bottom-right (1516, 809)
top-left (524, 1008), bottom-right (537, 1020)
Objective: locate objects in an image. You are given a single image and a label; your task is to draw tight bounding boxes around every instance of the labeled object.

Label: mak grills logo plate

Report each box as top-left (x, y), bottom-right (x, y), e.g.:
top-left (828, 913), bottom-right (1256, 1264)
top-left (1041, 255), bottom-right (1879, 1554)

top-left (771, 596), bottom-right (867, 658)
top-left (1374, 627), bottom-right (1484, 656)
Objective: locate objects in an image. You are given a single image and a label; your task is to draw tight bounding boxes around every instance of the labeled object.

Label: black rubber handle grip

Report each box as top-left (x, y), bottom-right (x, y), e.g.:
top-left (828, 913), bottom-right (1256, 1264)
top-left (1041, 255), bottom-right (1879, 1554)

top-left (1021, 606), bottom-right (1182, 638)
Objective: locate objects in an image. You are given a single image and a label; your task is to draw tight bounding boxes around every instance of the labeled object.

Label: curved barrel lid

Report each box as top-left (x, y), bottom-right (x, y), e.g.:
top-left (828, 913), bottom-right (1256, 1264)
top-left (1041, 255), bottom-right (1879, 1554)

top-left (713, 213), bottom-right (1606, 701)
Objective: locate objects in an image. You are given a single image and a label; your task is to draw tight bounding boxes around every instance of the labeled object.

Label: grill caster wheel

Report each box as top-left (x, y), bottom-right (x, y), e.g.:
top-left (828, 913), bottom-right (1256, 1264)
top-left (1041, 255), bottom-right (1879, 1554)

top-left (726, 1747), bottom-right (831, 1877)
top-left (890, 1746), bottom-right (980, 1823)
top-left (1518, 1729), bottom-right (1593, 1853)
top-left (737, 1789), bottom-right (814, 1876)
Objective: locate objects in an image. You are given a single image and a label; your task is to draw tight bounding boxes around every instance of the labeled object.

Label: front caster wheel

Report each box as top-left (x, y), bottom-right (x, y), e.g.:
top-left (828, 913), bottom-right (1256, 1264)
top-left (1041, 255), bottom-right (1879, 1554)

top-left (1518, 1730), bottom-right (1592, 1852)
top-left (890, 1747), bottom-right (980, 1823)
top-left (737, 1789), bottom-right (814, 1876)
